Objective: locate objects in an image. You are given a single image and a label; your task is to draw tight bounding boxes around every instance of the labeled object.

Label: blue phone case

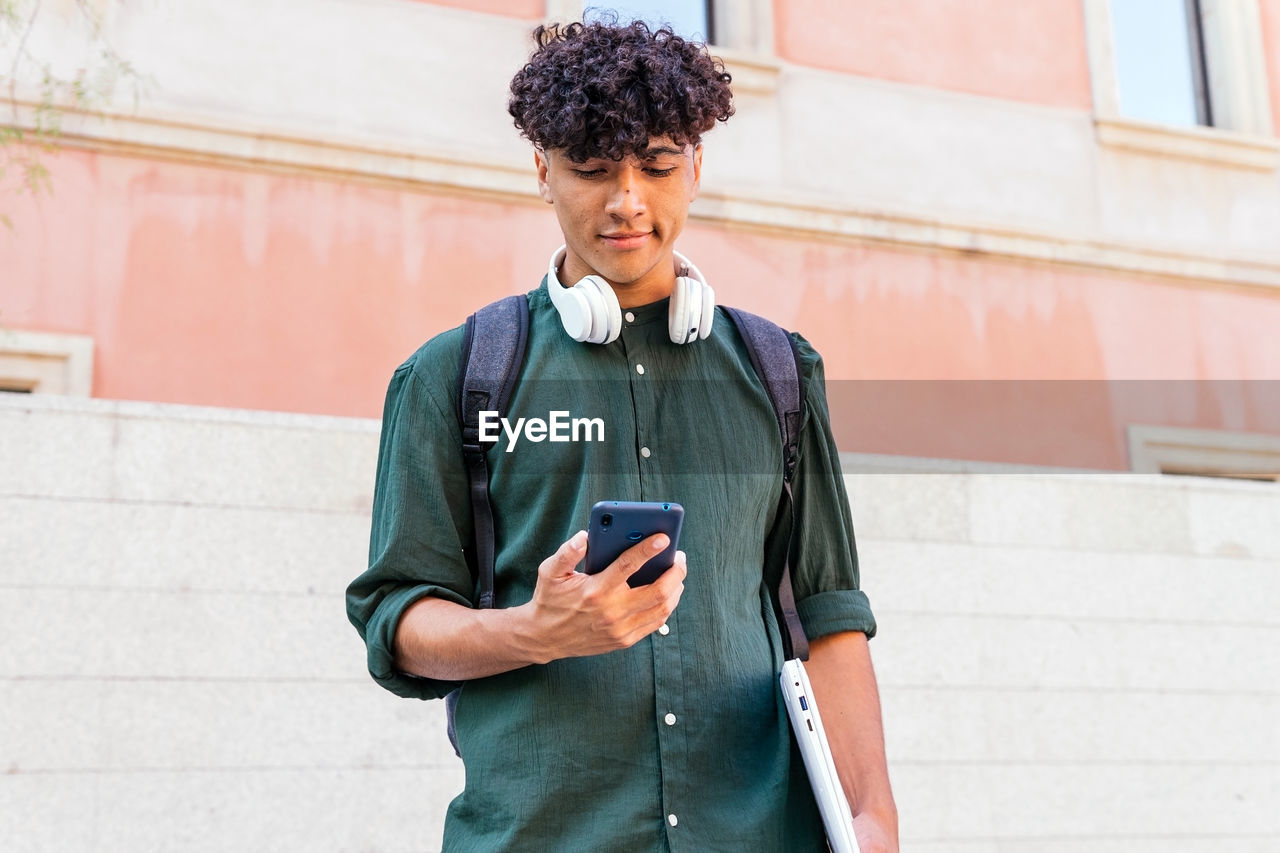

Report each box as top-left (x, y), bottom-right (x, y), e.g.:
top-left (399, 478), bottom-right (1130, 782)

top-left (585, 500), bottom-right (684, 587)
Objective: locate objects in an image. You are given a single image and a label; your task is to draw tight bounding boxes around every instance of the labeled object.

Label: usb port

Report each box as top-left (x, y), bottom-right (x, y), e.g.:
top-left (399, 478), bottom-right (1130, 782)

top-left (799, 696), bottom-right (808, 711)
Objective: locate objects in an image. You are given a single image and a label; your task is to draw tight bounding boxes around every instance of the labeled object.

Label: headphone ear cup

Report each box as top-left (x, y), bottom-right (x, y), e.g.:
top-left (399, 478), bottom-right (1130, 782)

top-left (669, 277), bottom-right (692, 344)
top-left (576, 280), bottom-right (607, 343)
top-left (557, 287), bottom-right (594, 341)
top-left (577, 276), bottom-right (620, 344)
top-left (682, 277), bottom-right (703, 344)
top-left (698, 281), bottom-right (715, 340)
top-left (589, 276), bottom-right (623, 344)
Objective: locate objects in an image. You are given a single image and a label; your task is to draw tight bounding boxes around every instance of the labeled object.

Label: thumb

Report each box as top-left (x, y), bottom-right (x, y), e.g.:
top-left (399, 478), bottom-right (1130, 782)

top-left (540, 530), bottom-right (587, 579)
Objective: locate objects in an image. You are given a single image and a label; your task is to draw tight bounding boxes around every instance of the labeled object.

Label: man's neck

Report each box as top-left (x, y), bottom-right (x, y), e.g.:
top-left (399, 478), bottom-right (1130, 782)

top-left (608, 276), bottom-right (677, 309)
top-left (559, 255), bottom-right (677, 309)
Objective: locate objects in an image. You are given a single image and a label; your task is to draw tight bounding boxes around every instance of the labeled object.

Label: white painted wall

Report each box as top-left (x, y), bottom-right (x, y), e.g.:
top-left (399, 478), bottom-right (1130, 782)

top-left (3, 394), bottom-right (1277, 851)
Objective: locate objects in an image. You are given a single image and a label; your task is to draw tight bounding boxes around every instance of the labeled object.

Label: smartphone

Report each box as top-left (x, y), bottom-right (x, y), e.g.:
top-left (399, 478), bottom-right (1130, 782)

top-left (584, 500), bottom-right (684, 587)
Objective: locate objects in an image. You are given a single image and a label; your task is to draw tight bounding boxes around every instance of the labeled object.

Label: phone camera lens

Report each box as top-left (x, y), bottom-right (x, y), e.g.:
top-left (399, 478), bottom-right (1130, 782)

top-left (601, 513), bottom-right (613, 528)
top-left (662, 503), bottom-right (670, 511)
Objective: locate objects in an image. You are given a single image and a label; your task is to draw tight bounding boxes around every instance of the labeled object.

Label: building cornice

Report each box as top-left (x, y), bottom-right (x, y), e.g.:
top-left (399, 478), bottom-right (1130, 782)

top-left (1094, 117), bottom-right (1280, 171)
top-left (693, 188), bottom-right (1280, 292)
top-left (17, 99), bottom-right (1280, 293)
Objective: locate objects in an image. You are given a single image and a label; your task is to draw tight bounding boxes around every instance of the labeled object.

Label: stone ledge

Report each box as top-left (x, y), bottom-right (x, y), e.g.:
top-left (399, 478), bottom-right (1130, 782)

top-left (1095, 116), bottom-right (1280, 172)
top-left (0, 388), bottom-right (379, 433)
top-left (716, 47), bottom-right (782, 95)
top-left (11, 97), bottom-right (1280, 293)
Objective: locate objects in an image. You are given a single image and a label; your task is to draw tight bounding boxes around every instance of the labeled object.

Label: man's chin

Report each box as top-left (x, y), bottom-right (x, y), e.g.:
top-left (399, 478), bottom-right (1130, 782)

top-left (591, 246), bottom-right (664, 277)
top-left (583, 265), bottom-right (644, 289)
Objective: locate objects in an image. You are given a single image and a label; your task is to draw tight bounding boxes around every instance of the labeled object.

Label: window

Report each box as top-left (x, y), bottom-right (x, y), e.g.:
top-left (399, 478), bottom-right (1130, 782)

top-left (1109, 0), bottom-right (1210, 127)
top-left (0, 330), bottom-right (94, 396)
top-left (549, 0), bottom-right (780, 92)
top-left (1128, 425), bottom-right (1280, 481)
top-left (1082, 0), bottom-right (1277, 168)
top-left (553, 1), bottom-right (775, 54)
top-left (585, 1), bottom-right (712, 42)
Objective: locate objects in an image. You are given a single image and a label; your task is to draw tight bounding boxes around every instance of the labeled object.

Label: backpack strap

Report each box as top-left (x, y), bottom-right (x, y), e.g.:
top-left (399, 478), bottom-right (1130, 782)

top-left (724, 307), bottom-right (810, 663)
top-left (447, 293), bottom-right (530, 757)
top-left (457, 294), bottom-right (530, 610)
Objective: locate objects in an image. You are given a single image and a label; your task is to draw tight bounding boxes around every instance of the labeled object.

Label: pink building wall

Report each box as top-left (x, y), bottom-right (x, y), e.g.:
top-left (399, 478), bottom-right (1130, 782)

top-left (773, 0), bottom-right (1094, 110)
top-left (416, 0), bottom-right (542, 18)
top-left (5, 147), bottom-right (1278, 469)
top-left (2, 151), bottom-right (557, 418)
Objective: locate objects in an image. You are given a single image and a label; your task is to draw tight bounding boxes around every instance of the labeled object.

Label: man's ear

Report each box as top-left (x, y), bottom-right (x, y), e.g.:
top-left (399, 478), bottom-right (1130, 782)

top-left (689, 144), bottom-right (703, 202)
top-left (535, 150), bottom-right (554, 204)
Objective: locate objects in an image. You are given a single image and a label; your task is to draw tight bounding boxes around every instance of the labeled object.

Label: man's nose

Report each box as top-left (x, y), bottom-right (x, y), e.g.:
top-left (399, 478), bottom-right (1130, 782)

top-left (605, 168), bottom-right (646, 218)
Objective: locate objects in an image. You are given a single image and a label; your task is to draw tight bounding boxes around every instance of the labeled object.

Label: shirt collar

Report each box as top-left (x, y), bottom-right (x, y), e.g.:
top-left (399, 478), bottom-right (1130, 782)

top-left (622, 296), bottom-right (671, 327)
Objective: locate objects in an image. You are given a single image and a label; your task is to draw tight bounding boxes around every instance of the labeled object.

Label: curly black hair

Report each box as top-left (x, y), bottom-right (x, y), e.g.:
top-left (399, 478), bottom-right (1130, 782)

top-left (508, 20), bottom-right (734, 162)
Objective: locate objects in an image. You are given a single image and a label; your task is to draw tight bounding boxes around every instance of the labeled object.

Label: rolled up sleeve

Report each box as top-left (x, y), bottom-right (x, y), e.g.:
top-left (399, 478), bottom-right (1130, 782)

top-left (360, 583), bottom-right (469, 699)
top-left (789, 335), bottom-right (878, 641)
top-left (345, 334), bottom-right (477, 700)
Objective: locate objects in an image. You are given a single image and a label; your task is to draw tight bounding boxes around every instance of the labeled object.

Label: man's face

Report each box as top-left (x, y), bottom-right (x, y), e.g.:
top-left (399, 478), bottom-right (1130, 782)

top-left (536, 138), bottom-right (703, 305)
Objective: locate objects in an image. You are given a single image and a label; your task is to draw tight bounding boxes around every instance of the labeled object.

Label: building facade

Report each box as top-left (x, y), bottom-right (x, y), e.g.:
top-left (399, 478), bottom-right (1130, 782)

top-left (4, 0), bottom-right (1280, 469)
top-left (2, 1), bottom-right (1279, 850)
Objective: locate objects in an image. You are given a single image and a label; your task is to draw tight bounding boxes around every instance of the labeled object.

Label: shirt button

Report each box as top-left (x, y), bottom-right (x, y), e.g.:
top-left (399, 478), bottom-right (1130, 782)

top-left (640, 446), bottom-right (651, 458)
top-left (624, 311), bottom-right (635, 323)
top-left (658, 623), bottom-right (670, 636)
top-left (667, 814), bottom-right (678, 828)
top-left (664, 713), bottom-right (677, 726)
top-left (635, 363), bottom-right (645, 375)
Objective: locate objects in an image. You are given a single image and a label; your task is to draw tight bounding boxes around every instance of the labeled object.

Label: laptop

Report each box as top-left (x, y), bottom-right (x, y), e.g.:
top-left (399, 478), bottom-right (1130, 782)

top-left (780, 659), bottom-right (861, 853)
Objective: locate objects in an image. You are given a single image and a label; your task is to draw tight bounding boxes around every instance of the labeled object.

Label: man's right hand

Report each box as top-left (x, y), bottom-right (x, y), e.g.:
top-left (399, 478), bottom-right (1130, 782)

top-left (519, 530), bottom-right (687, 663)
top-left (393, 530), bottom-right (686, 682)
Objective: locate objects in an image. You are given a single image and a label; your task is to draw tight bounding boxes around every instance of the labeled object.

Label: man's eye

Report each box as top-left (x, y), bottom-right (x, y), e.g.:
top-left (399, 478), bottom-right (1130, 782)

top-left (646, 168), bottom-right (676, 177)
top-left (573, 169), bottom-right (605, 178)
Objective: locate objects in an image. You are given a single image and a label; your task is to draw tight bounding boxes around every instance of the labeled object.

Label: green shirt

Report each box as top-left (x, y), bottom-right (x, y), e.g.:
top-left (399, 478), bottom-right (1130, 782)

top-left (346, 281), bottom-right (877, 852)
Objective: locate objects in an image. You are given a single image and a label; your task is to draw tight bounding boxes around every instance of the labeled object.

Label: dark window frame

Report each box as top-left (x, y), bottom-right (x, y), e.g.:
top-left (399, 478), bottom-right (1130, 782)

top-left (1184, 0), bottom-right (1213, 126)
top-left (586, 1), bottom-right (715, 43)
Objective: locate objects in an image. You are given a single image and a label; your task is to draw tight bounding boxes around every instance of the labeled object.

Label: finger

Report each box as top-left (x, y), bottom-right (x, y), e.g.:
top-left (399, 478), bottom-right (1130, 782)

top-left (634, 577), bottom-right (684, 631)
top-left (601, 533), bottom-right (670, 584)
top-left (646, 550), bottom-right (686, 598)
top-left (659, 555), bottom-right (686, 603)
top-left (539, 530), bottom-right (587, 579)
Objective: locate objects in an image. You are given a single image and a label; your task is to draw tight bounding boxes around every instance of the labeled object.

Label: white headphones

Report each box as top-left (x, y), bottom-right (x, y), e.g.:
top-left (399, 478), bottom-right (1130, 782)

top-left (545, 245), bottom-right (716, 345)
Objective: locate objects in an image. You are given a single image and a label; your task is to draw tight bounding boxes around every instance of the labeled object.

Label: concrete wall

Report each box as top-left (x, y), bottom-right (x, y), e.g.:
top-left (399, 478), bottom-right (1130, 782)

top-left (858, 468), bottom-right (1280, 851)
top-left (0, 393), bottom-right (454, 851)
top-left (3, 393), bottom-right (1277, 851)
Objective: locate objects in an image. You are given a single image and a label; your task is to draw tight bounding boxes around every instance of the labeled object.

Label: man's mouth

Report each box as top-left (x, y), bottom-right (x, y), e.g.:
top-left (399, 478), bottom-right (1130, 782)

top-left (601, 231), bottom-right (652, 249)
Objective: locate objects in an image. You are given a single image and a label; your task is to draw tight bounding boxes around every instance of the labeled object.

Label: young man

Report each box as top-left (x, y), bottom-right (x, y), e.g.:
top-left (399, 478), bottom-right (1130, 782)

top-left (347, 20), bottom-right (898, 852)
